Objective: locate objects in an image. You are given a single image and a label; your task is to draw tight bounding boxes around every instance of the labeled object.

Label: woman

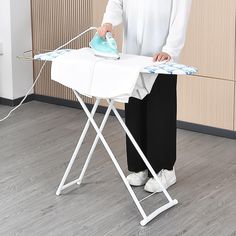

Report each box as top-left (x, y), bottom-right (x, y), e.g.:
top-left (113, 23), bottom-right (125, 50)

top-left (98, 0), bottom-right (192, 193)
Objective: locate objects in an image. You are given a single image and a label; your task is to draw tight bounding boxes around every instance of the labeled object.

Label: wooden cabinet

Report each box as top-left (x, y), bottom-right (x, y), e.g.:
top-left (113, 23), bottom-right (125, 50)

top-left (178, 0), bottom-right (236, 133)
top-left (177, 75), bottom-right (235, 130)
top-left (180, 0), bottom-right (236, 81)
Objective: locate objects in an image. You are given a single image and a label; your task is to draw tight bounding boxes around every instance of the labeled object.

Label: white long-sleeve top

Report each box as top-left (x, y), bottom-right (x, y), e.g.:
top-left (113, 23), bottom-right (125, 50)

top-left (102, 0), bottom-right (192, 62)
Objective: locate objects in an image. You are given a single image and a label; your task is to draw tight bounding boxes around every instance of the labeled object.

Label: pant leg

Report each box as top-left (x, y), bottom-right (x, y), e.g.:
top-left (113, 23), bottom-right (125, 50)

top-left (124, 96), bottom-right (147, 172)
top-left (146, 74), bottom-right (177, 177)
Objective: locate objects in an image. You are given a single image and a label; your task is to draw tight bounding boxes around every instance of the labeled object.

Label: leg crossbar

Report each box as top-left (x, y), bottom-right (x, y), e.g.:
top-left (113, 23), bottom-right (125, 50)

top-left (56, 90), bottom-right (178, 226)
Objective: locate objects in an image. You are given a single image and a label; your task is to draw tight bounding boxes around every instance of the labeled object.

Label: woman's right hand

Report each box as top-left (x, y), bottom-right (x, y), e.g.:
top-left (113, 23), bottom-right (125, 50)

top-left (97, 23), bottom-right (113, 37)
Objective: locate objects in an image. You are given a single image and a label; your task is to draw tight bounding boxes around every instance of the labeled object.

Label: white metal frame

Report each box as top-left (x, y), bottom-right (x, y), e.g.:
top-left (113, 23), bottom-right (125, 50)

top-left (56, 90), bottom-right (178, 226)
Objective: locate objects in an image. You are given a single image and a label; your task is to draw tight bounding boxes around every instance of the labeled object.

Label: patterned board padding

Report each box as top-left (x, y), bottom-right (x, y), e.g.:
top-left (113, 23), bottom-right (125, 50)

top-left (34, 49), bottom-right (198, 75)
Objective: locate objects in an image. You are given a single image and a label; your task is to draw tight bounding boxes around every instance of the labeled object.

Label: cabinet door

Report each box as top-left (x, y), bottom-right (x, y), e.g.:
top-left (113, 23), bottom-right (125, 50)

top-left (180, 0), bottom-right (236, 81)
top-left (177, 75), bottom-right (234, 130)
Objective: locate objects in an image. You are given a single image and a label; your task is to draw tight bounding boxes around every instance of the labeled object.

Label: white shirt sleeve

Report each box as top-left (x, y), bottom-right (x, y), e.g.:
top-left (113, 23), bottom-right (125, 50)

top-left (102, 0), bottom-right (123, 26)
top-left (162, 0), bottom-right (192, 62)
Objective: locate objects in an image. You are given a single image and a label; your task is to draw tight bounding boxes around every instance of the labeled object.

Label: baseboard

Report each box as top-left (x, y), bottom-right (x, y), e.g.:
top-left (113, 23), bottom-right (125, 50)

top-left (1, 94), bottom-right (235, 139)
top-left (0, 94), bottom-right (34, 107)
top-left (33, 95), bottom-right (236, 140)
top-left (177, 120), bottom-right (236, 139)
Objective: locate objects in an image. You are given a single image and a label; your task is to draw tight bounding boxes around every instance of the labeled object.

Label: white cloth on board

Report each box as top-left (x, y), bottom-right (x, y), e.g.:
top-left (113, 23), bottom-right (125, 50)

top-left (51, 48), bottom-right (157, 103)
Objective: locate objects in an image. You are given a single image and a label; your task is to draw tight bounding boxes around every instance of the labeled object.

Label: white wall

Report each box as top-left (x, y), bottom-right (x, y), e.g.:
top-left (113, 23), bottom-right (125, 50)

top-left (0, 0), bottom-right (13, 99)
top-left (0, 0), bottom-right (33, 100)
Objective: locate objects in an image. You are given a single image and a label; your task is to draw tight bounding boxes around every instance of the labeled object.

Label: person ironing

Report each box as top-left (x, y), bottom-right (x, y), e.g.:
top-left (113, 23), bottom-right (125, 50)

top-left (98, 0), bottom-right (192, 193)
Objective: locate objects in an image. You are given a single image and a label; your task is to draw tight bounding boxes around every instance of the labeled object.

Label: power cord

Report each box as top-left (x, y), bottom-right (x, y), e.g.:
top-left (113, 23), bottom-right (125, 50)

top-left (0, 27), bottom-right (97, 122)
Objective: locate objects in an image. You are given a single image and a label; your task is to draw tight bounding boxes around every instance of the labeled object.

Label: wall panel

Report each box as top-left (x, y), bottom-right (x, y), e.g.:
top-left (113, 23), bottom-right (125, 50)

top-left (31, 0), bottom-right (94, 104)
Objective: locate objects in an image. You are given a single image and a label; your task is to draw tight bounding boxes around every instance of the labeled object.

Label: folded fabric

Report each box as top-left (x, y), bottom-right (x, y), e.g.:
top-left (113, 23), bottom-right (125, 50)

top-left (51, 48), bottom-right (157, 102)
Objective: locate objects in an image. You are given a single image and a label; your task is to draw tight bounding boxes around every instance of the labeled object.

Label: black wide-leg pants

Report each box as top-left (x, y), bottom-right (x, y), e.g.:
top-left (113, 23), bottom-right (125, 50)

top-left (124, 74), bottom-right (177, 177)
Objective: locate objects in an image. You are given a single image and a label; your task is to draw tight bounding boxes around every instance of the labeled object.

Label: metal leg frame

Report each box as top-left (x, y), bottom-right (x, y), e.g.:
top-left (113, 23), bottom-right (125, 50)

top-left (56, 90), bottom-right (178, 226)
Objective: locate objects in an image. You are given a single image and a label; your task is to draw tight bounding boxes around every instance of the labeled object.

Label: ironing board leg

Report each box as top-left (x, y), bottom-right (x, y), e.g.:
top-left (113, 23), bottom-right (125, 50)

top-left (108, 99), bottom-right (175, 201)
top-left (76, 97), bottom-right (114, 185)
top-left (107, 99), bottom-right (178, 225)
top-left (56, 99), bottom-right (100, 195)
top-left (56, 91), bottom-right (178, 226)
top-left (74, 91), bottom-right (147, 219)
top-left (56, 96), bottom-right (115, 193)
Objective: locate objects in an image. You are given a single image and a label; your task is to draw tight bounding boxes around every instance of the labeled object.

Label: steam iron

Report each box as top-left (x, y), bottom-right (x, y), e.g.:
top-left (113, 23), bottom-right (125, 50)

top-left (89, 32), bottom-right (120, 60)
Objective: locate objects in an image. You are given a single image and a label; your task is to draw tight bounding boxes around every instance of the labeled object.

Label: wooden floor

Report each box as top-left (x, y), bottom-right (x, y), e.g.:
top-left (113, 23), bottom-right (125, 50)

top-left (0, 101), bottom-right (236, 236)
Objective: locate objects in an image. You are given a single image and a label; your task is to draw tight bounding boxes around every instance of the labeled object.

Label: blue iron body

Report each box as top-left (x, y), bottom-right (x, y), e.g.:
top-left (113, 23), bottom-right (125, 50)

top-left (89, 32), bottom-right (120, 60)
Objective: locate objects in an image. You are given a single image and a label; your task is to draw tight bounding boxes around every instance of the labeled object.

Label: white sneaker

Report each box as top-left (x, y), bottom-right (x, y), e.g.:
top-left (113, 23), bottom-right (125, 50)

top-left (144, 168), bottom-right (176, 193)
top-left (126, 169), bottom-right (149, 186)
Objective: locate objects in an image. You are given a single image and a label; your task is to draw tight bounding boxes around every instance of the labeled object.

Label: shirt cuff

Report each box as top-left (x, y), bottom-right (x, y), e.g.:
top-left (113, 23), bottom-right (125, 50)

top-left (162, 46), bottom-right (179, 63)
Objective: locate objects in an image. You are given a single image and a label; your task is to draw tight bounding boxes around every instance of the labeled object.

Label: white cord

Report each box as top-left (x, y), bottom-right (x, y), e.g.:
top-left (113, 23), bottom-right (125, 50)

top-left (0, 61), bottom-right (47, 122)
top-left (55, 27), bottom-right (97, 51)
top-left (0, 26), bottom-right (97, 122)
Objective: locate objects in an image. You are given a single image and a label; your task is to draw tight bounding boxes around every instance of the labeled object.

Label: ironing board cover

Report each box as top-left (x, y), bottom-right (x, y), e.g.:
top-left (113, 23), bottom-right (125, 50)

top-left (34, 48), bottom-right (197, 103)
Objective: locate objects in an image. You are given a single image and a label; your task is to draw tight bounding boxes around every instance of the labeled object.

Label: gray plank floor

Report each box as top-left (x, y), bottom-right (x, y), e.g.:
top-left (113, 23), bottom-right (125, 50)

top-left (0, 101), bottom-right (236, 236)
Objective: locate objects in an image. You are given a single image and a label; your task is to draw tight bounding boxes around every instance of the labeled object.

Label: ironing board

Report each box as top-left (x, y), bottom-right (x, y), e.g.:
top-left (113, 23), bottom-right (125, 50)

top-left (35, 49), bottom-right (197, 226)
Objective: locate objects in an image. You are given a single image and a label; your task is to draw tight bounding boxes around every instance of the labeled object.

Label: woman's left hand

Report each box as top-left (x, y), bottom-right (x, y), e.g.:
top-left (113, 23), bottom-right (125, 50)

top-left (153, 52), bottom-right (171, 62)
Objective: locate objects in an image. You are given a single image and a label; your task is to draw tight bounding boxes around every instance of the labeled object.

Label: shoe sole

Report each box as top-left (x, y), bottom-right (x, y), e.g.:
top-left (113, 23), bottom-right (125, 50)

top-left (144, 179), bottom-right (176, 193)
top-left (127, 178), bottom-right (149, 187)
